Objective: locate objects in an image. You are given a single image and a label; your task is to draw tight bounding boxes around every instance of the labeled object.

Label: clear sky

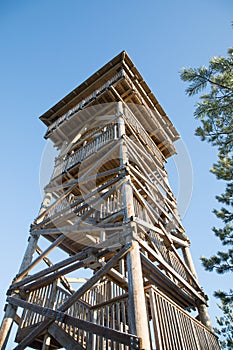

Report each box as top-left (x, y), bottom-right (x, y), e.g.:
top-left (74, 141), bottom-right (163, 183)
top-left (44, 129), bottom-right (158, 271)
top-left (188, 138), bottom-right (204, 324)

top-left (0, 0), bottom-right (232, 348)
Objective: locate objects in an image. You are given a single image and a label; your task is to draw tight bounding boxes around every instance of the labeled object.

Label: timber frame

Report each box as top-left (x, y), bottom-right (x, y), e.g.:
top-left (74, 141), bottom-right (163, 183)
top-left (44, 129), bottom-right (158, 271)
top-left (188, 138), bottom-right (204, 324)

top-left (0, 51), bottom-right (220, 350)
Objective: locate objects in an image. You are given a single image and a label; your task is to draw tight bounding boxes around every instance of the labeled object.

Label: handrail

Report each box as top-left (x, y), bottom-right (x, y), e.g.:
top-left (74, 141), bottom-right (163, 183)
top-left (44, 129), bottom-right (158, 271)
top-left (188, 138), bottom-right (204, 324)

top-left (51, 123), bottom-right (118, 180)
top-left (44, 187), bottom-right (123, 221)
top-left (145, 285), bottom-right (220, 349)
top-left (124, 106), bottom-right (163, 162)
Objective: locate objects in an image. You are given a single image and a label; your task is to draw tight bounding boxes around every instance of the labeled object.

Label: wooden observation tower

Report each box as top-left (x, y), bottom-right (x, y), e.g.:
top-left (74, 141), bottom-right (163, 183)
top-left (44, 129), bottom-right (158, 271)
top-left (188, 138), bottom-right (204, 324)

top-left (0, 52), bottom-right (220, 349)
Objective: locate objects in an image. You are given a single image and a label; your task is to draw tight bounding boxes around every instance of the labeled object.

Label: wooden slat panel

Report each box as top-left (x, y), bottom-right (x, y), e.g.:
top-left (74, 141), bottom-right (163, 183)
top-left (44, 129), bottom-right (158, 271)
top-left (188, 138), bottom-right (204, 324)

top-left (147, 286), bottom-right (220, 350)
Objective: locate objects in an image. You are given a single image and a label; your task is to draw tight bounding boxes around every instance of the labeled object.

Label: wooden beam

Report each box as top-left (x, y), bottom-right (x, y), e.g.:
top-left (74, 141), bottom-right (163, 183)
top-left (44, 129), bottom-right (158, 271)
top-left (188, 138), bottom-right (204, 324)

top-left (40, 175), bottom-right (126, 231)
top-left (12, 243), bottom-right (133, 350)
top-left (0, 235), bottom-right (39, 350)
top-left (126, 136), bottom-right (171, 196)
top-left (35, 246), bottom-right (74, 294)
top-left (14, 177), bottom-right (124, 286)
top-left (126, 240), bottom-right (151, 350)
top-left (139, 244), bottom-right (206, 304)
top-left (22, 259), bottom-right (88, 292)
top-left (8, 296), bottom-right (141, 348)
top-left (106, 267), bottom-right (128, 289)
top-left (12, 235), bottom-right (66, 284)
top-left (9, 250), bottom-right (89, 291)
top-left (45, 166), bottom-right (124, 193)
top-left (32, 224), bottom-right (125, 236)
top-left (76, 140), bottom-right (120, 180)
top-left (141, 254), bottom-right (196, 308)
top-left (48, 323), bottom-right (85, 350)
top-left (34, 170), bottom-right (126, 229)
top-left (34, 181), bottom-right (79, 224)
top-left (139, 236), bottom-right (204, 298)
top-left (130, 164), bottom-right (183, 231)
top-left (124, 114), bottom-right (163, 167)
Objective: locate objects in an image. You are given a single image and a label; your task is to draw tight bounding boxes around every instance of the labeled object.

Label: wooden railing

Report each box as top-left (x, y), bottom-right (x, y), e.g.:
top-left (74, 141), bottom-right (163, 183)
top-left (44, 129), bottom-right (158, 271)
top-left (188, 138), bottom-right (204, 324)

top-left (148, 230), bottom-right (188, 280)
top-left (124, 107), bottom-right (162, 161)
top-left (15, 282), bottom-right (220, 349)
top-left (133, 196), bottom-right (153, 223)
top-left (51, 106), bottom-right (163, 180)
top-left (19, 283), bottom-right (54, 328)
top-left (81, 280), bottom-right (130, 349)
top-left (51, 123), bottom-right (118, 179)
top-left (81, 279), bottom-right (126, 306)
top-left (44, 188), bottom-right (124, 223)
top-left (16, 281), bottom-right (134, 349)
top-left (55, 287), bottom-right (91, 348)
top-left (146, 285), bottom-right (221, 350)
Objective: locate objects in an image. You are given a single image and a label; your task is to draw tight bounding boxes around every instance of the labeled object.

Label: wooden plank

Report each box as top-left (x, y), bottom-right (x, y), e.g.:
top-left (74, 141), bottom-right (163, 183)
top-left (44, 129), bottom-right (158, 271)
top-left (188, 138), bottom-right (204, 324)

top-left (48, 323), bottom-right (85, 350)
top-left (35, 246), bottom-right (74, 294)
top-left (91, 293), bottom-right (128, 311)
top-left (23, 259), bottom-right (90, 292)
top-left (148, 288), bottom-right (162, 350)
top-left (33, 224), bottom-right (125, 236)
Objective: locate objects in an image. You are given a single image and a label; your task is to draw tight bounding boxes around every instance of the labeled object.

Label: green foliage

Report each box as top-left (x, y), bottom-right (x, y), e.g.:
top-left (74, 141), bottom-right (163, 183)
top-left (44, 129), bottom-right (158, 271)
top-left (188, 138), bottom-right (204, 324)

top-left (180, 46), bottom-right (233, 346)
top-left (214, 290), bottom-right (233, 349)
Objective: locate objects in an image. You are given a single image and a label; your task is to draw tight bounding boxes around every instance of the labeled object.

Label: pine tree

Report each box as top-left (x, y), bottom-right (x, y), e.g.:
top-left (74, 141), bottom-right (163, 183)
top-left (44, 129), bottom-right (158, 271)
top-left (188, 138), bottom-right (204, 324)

top-left (180, 47), bottom-right (233, 348)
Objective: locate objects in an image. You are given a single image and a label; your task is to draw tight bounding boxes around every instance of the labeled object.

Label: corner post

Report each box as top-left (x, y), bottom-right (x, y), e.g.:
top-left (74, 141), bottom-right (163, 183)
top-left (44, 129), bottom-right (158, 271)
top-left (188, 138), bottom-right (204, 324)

top-left (117, 101), bottom-right (151, 349)
top-left (197, 304), bottom-right (214, 332)
top-left (0, 193), bottom-right (51, 350)
top-left (182, 244), bottom-right (198, 280)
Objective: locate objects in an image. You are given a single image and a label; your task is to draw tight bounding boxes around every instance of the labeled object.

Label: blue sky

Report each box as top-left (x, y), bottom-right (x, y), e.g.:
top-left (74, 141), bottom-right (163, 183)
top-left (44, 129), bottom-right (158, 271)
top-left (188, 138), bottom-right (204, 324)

top-left (0, 0), bottom-right (232, 347)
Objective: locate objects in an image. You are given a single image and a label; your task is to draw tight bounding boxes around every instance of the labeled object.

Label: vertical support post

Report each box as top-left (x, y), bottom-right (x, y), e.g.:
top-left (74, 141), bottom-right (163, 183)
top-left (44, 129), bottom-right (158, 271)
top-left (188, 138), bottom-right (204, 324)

top-left (117, 102), bottom-right (150, 349)
top-left (42, 279), bottom-right (57, 350)
top-left (117, 101), bottom-right (134, 222)
top-left (197, 304), bottom-right (213, 332)
top-left (88, 310), bottom-right (97, 350)
top-left (0, 235), bottom-right (39, 350)
top-left (127, 241), bottom-right (151, 350)
top-left (36, 192), bottom-right (52, 224)
top-left (42, 333), bottom-right (51, 350)
top-left (38, 192), bottom-right (52, 216)
top-left (182, 244), bottom-right (198, 280)
top-left (0, 193), bottom-right (51, 350)
top-left (18, 235), bottom-right (40, 275)
top-left (117, 101), bottom-right (128, 166)
top-left (182, 244), bottom-right (213, 331)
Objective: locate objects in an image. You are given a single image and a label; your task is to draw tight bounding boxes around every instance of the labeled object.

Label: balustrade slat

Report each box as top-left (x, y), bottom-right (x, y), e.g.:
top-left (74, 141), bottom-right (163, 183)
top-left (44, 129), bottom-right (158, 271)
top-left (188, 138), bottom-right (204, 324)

top-left (52, 123), bottom-right (118, 180)
top-left (147, 287), bottom-right (220, 350)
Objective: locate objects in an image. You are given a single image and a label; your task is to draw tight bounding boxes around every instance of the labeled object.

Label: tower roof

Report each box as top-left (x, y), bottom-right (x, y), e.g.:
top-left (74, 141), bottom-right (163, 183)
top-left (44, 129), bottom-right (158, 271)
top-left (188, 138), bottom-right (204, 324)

top-left (39, 51), bottom-right (180, 158)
